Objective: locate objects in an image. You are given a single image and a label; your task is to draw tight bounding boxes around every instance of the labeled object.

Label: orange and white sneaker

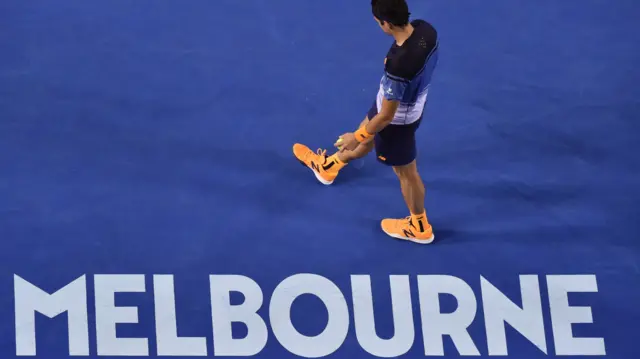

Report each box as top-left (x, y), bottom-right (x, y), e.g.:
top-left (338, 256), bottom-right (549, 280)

top-left (381, 216), bottom-right (435, 244)
top-left (293, 143), bottom-right (345, 185)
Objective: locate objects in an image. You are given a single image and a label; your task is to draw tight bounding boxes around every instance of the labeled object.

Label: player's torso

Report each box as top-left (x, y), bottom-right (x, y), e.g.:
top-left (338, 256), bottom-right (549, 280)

top-left (378, 19), bottom-right (439, 125)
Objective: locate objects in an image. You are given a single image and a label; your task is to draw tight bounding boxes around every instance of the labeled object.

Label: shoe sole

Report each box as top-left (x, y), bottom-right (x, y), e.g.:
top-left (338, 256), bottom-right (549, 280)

top-left (297, 159), bottom-right (333, 185)
top-left (383, 229), bottom-right (435, 244)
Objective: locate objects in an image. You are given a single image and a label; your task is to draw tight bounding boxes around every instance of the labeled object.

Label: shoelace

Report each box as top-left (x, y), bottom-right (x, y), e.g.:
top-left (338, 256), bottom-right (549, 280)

top-left (304, 148), bottom-right (327, 163)
top-left (404, 216), bottom-right (417, 229)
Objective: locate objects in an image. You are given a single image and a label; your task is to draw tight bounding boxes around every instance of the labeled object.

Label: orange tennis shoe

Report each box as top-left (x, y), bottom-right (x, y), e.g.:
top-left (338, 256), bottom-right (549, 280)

top-left (381, 215), bottom-right (435, 244)
top-left (293, 143), bottom-right (345, 185)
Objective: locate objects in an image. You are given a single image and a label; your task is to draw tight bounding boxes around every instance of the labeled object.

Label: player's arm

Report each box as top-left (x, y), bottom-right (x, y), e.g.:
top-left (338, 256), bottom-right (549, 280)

top-left (355, 72), bottom-right (408, 143)
top-left (337, 68), bottom-right (409, 150)
top-left (364, 98), bottom-right (399, 135)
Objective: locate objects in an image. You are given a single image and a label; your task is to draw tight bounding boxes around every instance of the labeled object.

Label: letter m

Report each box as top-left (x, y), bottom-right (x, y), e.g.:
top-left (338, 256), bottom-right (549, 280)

top-left (14, 275), bottom-right (89, 356)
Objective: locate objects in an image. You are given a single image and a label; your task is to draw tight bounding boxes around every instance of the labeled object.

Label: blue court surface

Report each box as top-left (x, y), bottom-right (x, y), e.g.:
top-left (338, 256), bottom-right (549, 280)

top-left (1, 0), bottom-right (639, 358)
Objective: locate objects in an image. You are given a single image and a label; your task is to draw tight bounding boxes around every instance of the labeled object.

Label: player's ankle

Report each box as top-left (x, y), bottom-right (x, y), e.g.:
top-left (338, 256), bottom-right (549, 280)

top-left (328, 152), bottom-right (348, 165)
top-left (335, 152), bottom-right (351, 164)
top-left (324, 153), bottom-right (348, 170)
top-left (410, 210), bottom-right (429, 232)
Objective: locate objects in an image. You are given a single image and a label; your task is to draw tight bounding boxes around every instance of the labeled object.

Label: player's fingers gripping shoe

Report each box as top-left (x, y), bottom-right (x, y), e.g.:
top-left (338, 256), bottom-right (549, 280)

top-left (292, 143), bottom-right (343, 185)
top-left (381, 216), bottom-right (435, 244)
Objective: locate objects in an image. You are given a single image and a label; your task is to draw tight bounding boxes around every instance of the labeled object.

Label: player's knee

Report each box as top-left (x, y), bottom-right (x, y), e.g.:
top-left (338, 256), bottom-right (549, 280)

top-left (362, 140), bottom-right (375, 152)
top-left (343, 141), bottom-right (374, 162)
top-left (392, 160), bottom-right (418, 180)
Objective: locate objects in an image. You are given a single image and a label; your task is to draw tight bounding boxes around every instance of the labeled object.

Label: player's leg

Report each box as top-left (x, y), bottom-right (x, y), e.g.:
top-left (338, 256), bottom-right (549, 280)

top-left (292, 104), bottom-right (377, 185)
top-left (376, 120), bottom-right (434, 244)
top-left (393, 160), bottom-right (426, 219)
top-left (292, 116), bottom-right (374, 185)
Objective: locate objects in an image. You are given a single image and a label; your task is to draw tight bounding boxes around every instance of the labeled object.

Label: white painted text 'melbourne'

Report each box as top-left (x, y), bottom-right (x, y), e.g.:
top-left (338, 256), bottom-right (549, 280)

top-left (14, 274), bottom-right (605, 357)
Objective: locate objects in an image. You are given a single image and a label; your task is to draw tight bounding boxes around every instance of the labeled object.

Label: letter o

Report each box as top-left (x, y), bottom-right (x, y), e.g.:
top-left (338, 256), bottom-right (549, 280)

top-left (269, 274), bottom-right (349, 357)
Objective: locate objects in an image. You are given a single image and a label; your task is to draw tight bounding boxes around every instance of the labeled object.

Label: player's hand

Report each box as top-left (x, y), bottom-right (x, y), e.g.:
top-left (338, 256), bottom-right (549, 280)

top-left (335, 132), bottom-right (359, 152)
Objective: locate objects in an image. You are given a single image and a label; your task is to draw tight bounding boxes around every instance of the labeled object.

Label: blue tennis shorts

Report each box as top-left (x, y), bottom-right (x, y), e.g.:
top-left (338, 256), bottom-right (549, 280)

top-left (367, 101), bottom-right (423, 167)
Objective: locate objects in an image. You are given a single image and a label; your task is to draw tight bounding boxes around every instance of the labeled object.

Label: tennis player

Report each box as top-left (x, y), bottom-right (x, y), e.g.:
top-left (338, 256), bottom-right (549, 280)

top-left (293, 0), bottom-right (439, 244)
